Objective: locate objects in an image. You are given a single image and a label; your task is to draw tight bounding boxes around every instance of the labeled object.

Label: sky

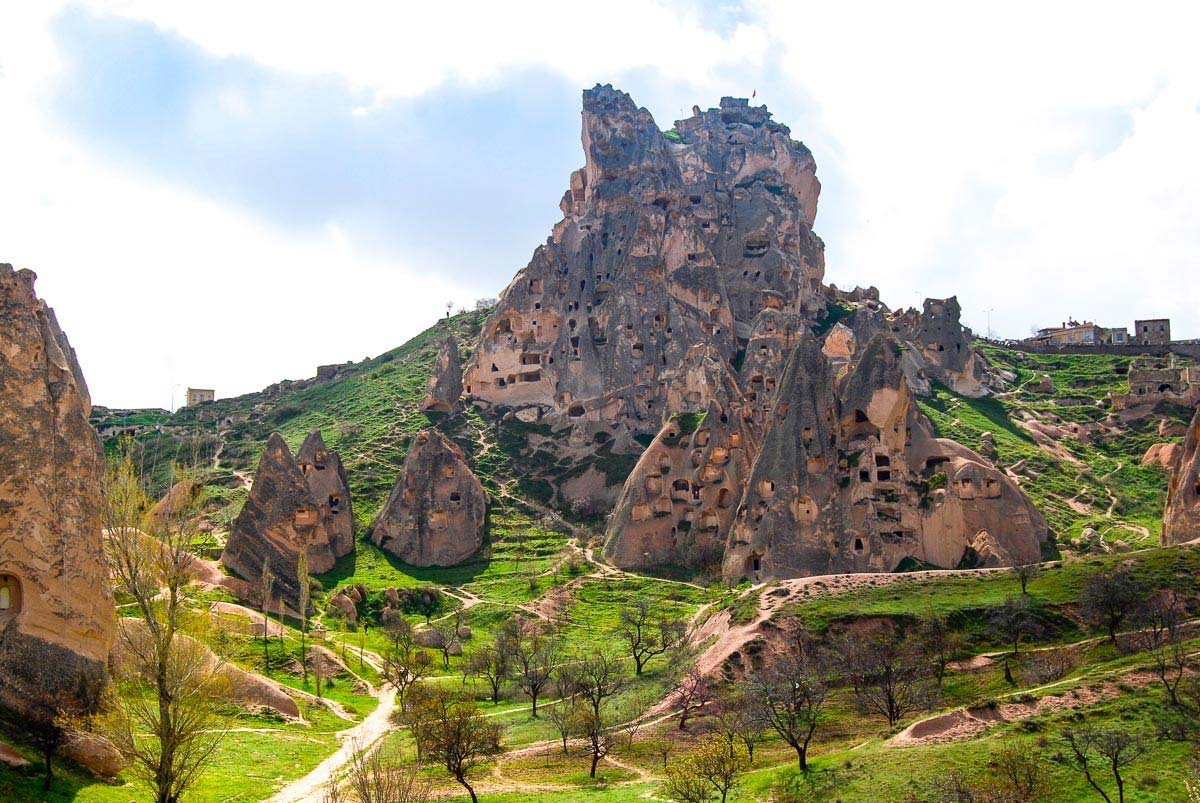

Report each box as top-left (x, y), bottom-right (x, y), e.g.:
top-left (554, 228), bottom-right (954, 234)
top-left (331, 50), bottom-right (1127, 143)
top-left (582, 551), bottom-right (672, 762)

top-left (1, 2), bottom-right (1198, 409)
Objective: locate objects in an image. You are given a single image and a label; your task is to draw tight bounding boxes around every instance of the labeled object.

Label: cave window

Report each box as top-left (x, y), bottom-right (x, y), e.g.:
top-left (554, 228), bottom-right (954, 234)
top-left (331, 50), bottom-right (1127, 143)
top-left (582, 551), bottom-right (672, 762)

top-left (328, 495), bottom-right (342, 514)
top-left (853, 537), bottom-right (864, 553)
top-left (877, 470), bottom-right (892, 481)
top-left (875, 454), bottom-right (890, 467)
top-left (0, 575), bottom-right (21, 620)
top-left (859, 469), bottom-right (871, 482)
top-left (314, 450), bottom-right (327, 470)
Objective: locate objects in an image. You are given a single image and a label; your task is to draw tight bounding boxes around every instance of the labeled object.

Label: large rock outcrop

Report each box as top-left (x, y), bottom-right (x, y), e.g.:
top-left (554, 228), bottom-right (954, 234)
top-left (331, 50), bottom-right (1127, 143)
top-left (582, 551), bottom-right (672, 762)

top-left (221, 432), bottom-right (345, 612)
top-left (0, 265), bottom-right (115, 725)
top-left (422, 337), bottom-right (464, 413)
top-left (296, 429), bottom-right (355, 558)
top-left (721, 334), bottom-right (1046, 582)
top-left (369, 430), bottom-right (488, 566)
top-left (464, 87), bottom-right (826, 505)
top-left (1163, 406), bottom-right (1200, 545)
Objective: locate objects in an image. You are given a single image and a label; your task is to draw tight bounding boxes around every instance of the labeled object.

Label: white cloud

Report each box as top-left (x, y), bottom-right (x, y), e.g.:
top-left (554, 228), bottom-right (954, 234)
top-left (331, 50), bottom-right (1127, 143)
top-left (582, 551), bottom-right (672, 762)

top-left (0, 5), bottom-right (473, 409)
top-left (753, 0), bottom-right (1200, 337)
top-left (83, 0), bottom-right (768, 104)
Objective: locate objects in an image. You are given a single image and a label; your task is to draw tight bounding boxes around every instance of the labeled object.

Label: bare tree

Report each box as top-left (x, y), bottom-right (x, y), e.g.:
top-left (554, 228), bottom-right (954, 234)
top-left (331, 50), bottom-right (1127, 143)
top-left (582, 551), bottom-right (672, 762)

top-left (990, 595), bottom-right (1041, 657)
top-left (546, 696), bottom-right (577, 755)
top-left (748, 629), bottom-right (829, 770)
top-left (380, 617), bottom-right (432, 707)
top-left (1079, 566), bottom-right (1149, 645)
top-left (839, 623), bottom-right (933, 727)
top-left (1136, 590), bottom-right (1189, 706)
top-left (508, 618), bottom-right (556, 717)
top-left (571, 707), bottom-right (614, 778)
top-left (619, 599), bottom-right (684, 675)
top-left (421, 689), bottom-right (503, 803)
top-left (338, 737), bottom-right (432, 803)
top-left (101, 442), bottom-right (229, 803)
top-left (989, 740), bottom-right (1050, 802)
top-left (671, 668), bottom-right (711, 730)
top-left (1061, 725), bottom-right (1146, 803)
top-left (919, 610), bottom-right (963, 689)
top-left (464, 639), bottom-right (511, 705)
top-left (572, 650), bottom-right (626, 719)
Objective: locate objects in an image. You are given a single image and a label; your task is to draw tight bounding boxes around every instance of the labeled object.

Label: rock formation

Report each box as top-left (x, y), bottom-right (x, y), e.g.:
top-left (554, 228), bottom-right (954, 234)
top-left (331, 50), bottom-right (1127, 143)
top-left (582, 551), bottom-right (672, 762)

top-left (296, 428), bottom-right (355, 558)
top-left (0, 264), bottom-right (116, 726)
top-left (370, 430), bottom-right (488, 566)
top-left (721, 333), bottom-right (1045, 582)
top-left (221, 432), bottom-right (349, 612)
top-left (422, 336), bottom-right (464, 413)
top-left (1163, 406), bottom-right (1200, 545)
top-left (450, 87), bottom-right (1040, 580)
top-left (464, 86), bottom-right (827, 506)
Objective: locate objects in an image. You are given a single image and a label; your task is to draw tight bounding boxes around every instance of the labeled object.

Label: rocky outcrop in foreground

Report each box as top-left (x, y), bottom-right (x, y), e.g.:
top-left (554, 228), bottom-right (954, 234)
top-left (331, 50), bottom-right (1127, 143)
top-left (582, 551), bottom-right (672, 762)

top-left (0, 264), bottom-right (115, 725)
top-left (370, 430), bottom-right (488, 566)
top-left (1163, 406), bottom-right (1200, 545)
top-left (222, 431), bottom-right (352, 612)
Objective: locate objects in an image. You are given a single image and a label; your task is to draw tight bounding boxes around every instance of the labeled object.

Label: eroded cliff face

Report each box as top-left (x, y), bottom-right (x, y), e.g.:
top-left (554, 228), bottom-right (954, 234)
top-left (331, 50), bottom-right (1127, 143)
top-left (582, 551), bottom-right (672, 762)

top-left (0, 264), bottom-right (115, 723)
top-left (722, 334), bottom-right (1046, 582)
top-left (221, 431), bottom-right (348, 612)
top-left (437, 86), bottom-right (1036, 581)
top-left (369, 430), bottom-right (488, 567)
top-left (464, 87), bottom-right (826, 504)
top-left (1163, 406), bottom-right (1200, 545)
top-left (422, 337), bottom-right (463, 413)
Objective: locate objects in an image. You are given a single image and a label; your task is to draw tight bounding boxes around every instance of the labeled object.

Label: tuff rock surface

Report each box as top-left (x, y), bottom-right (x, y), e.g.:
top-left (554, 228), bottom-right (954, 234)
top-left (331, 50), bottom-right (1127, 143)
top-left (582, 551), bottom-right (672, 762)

top-left (1163, 406), bottom-right (1200, 545)
top-left (422, 337), bottom-right (464, 413)
top-left (370, 430), bottom-right (488, 566)
top-left (221, 431), bottom-right (349, 612)
top-left (453, 86), bottom-right (1036, 580)
top-left (296, 428), bottom-right (355, 558)
top-left (0, 265), bottom-right (115, 725)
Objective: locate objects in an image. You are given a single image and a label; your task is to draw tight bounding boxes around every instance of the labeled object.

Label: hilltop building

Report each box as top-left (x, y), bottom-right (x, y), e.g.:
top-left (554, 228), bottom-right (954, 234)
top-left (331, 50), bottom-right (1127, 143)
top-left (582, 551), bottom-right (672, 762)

top-left (1028, 318), bottom-right (1166, 348)
top-left (1136, 318), bottom-right (1171, 346)
top-left (186, 387), bottom-right (215, 407)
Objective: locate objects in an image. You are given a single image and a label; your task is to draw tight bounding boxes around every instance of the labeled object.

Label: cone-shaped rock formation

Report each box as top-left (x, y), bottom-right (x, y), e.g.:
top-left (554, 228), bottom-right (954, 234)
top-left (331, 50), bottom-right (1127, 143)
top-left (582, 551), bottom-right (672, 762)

top-left (0, 264), bottom-right (115, 725)
top-left (370, 430), bottom-right (487, 566)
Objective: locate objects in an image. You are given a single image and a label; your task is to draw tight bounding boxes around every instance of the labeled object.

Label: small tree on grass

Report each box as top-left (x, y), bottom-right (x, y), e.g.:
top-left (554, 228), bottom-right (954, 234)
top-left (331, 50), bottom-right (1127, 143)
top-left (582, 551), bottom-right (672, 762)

top-left (1136, 590), bottom-right (1189, 707)
top-left (748, 628), bottom-right (829, 770)
top-left (508, 617), bottom-right (556, 717)
top-left (380, 617), bottom-right (432, 707)
top-left (1079, 566), bottom-right (1149, 645)
top-left (665, 736), bottom-right (747, 803)
top-left (976, 740), bottom-right (1049, 801)
top-left (260, 564), bottom-right (275, 664)
top-left (1061, 725), bottom-right (1145, 803)
top-left (919, 610), bottom-right (963, 689)
top-left (412, 586), bottom-right (442, 624)
top-left (465, 639), bottom-right (511, 705)
top-left (619, 598), bottom-right (685, 675)
top-left (102, 443), bottom-right (230, 803)
top-left (1013, 560), bottom-right (1042, 594)
top-left (339, 736), bottom-right (432, 803)
top-left (839, 622), bottom-right (933, 727)
top-left (571, 707), bottom-right (613, 778)
top-left (546, 696), bottom-right (577, 755)
top-left (672, 668), bottom-right (711, 730)
top-left (297, 550), bottom-right (310, 683)
top-left (422, 690), bottom-right (503, 803)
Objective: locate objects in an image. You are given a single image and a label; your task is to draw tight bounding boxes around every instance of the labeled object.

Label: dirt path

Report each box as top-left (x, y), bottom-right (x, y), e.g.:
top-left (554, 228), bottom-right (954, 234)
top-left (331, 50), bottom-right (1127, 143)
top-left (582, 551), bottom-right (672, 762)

top-left (266, 685), bottom-right (397, 803)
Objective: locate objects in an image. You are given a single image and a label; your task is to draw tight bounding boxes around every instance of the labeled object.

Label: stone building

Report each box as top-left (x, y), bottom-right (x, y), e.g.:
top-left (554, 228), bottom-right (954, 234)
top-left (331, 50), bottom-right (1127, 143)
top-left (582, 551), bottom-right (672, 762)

top-left (1136, 318), bottom-right (1172, 346)
top-left (186, 387), bottom-right (215, 406)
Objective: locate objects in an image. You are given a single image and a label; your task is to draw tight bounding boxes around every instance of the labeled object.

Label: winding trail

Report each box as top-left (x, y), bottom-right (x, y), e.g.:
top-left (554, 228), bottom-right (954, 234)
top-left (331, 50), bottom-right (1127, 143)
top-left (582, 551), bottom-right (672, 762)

top-left (266, 685), bottom-right (397, 803)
